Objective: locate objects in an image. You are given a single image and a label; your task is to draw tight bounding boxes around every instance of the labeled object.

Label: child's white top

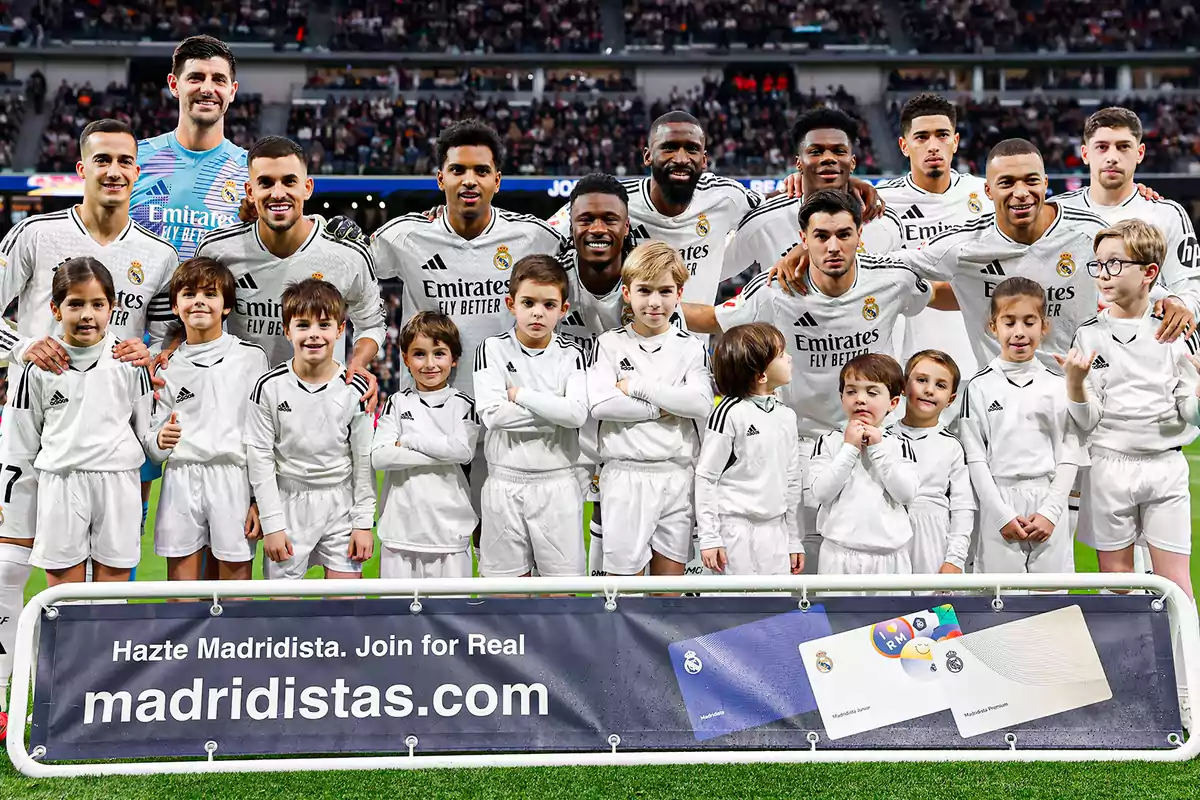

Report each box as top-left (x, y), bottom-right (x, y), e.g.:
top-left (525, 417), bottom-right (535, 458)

top-left (473, 330), bottom-right (588, 472)
top-left (895, 421), bottom-right (975, 514)
top-left (1068, 308), bottom-right (1200, 453)
top-left (587, 324), bottom-right (713, 466)
top-left (373, 385), bottom-right (480, 553)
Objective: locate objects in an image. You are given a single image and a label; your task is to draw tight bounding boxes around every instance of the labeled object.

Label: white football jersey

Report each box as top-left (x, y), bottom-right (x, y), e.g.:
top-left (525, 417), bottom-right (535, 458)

top-left (145, 333), bottom-right (270, 466)
top-left (557, 248), bottom-right (625, 359)
top-left (1054, 187), bottom-right (1200, 316)
top-left (0, 207), bottom-right (179, 350)
top-left (720, 194), bottom-right (904, 281)
top-left (1068, 309), bottom-right (1200, 454)
top-left (371, 208), bottom-right (565, 395)
top-left (245, 361), bottom-right (376, 535)
top-left (894, 203), bottom-right (1110, 371)
top-left (473, 330), bottom-right (588, 472)
top-left (372, 385), bottom-right (480, 553)
top-left (196, 216), bottom-right (386, 367)
top-left (715, 256), bottom-right (932, 440)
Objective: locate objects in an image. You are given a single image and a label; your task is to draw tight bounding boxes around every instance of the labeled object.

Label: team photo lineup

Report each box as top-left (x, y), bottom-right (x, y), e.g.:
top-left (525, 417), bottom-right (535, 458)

top-left (1, 30), bottom-right (1200, 746)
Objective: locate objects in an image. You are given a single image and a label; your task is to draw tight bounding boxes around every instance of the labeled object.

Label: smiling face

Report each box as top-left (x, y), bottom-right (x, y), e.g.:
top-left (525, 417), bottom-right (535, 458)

top-left (989, 293), bottom-right (1049, 363)
top-left (168, 56), bottom-right (237, 128)
top-left (645, 122), bottom-right (707, 205)
top-left (248, 154), bottom-right (313, 233)
top-left (985, 152), bottom-right (1047, 233)
top-left (903, 358), bottom-right (956, 426)
top-left (439, 144), bottom-right (500, 224)
top-left (571, 192), bottom-right (628, 272)
top-left (287, 312), bottom-right (344, 368)
top-left (77, 131), bottom-right (139, 210)
top-left (402, 333), bottom-right (457, 392)
top-left (52, 277), bottom-right (112, 347)
top-left (172, 281), bottom-right (229, 336)
top-left (796, 127), bottom-right (856, 191)
top-left (1082, 125), bottom-right (1145, 193)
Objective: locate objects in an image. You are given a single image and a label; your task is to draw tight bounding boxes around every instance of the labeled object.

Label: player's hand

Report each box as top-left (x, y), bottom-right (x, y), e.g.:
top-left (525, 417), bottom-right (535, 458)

top-left (238, 195), bottom-right (258, 223)
top-left (768, 244), bottom-right (809, 296)
top-left (346, 365), bottom-right (379, 413)
top-left (701, 546), bottom-right (727, 573)
top-left (1135, 182), bottom-right (1163, 202)
top-left (348, 528), bottom-right (374, 563)
top-left (244, 502), bottom-right (262, 541)
top-left (1000, 518), bottom-right (1026, 541)
top-left (938, 562), bottom-right (963, 574)
top-left (849, 177), bottom-right (885, 223)
top-left (263, 530), bottom-right (293, 562)
top-left (1052, 347), bottom-right (1095, 390)
top-left (862, 425), bottom-right (883, 447)
top-left (782, 171), bottom-right (802, 199)
top-left (1153, 297), bottom-right (1194, 342)
top-left (790, 552), bottom-right (805, 574)
top-left (507, 385), bottom-right (520, 402)
top-left (148, 350), bottom-right (170, 399)
top-left (325, 215), bottom-right (366, 243)
top-left (422, 205), bottom-right (445, 221)
top-left (113, 336), bottom-right (152, 367)
top-left (844, 420), bottom-right (867, 447)
top-left (616, 378), bottom-right (631, 396)
top-left (157, 411), bottom-right (182, 449)
top-left (1023, 513), bottom-right (1055, 542)
top-left (24, 336), bottom-right (71, 374)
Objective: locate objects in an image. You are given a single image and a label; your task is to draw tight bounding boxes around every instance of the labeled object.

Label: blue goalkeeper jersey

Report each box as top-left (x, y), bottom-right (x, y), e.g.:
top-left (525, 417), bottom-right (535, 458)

top-left (130, 133), bottom-right (248, 259)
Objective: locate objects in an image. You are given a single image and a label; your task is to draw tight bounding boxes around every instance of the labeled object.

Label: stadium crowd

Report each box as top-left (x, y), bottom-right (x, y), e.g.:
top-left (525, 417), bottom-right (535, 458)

top-left (0, 89), bottom-right (24, 169)
top-left (623, 0), bottom-right (889, 48)
top-left (16, 0), bottom-right (308, 42)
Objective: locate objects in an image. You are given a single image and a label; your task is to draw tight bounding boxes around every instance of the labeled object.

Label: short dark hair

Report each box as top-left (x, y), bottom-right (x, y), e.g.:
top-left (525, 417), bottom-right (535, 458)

top-left (508, 254), bottom-right (569, 302)
top-left (569, 173), bottom-right (628, 208)
top-left (281, 278), bottom-right (346, 327)
top-left (51, 257), bottom-right (116, 307)
top-left (839, 353), bottom-right (905, 398)
top-left (649, 110), bottom-right (703, 143)
top-left (1084, 106), bottom-right (1143, 143)
top-left (712, 323), bottom-right (786, 399)
top-left (989, 276), bottom-right (1047, 320)
top-left (900, 93), bottom-right (958, 136)
top-left (987, 138), bottom-right (1042, 163)
top-left (171, 257), bottom-right (237, 321)
top-left (79, 118), bottom-right (135, 156)
top-left (797, 189), bottom-right (863, 231)
top-left (400, 311), bottom-right (462, 361)
top-left (248, 136), bottom-right (306, 169)
top-left (435, 119), bottom-right (504, 169)
top-left (171, 35), bottom-right (236, 79)
top-left (904, 349), bottom-right (962, 394)
top-left (791, 108), bottom-right (859, 154)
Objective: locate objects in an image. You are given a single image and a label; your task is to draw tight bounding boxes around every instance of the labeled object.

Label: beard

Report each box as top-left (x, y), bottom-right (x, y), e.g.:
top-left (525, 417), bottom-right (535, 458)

top-left (651, 162), bottom-right (701, 206)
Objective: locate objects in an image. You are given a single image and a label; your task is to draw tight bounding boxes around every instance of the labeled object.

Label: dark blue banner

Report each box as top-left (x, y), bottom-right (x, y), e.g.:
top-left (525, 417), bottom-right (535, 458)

top-left (30, 594), bottom-right (1181, 760)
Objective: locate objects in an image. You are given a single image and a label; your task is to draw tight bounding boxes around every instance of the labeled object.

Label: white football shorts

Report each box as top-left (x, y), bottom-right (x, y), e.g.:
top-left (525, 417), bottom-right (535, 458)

top-left (380, 546), bottom-right (473, 579)
top-left (264, 479), bottom-right (360, 580)
top-left (976, 476), bottom-right (1075, 575)
top-left (31, 469), bottom-right (141, 570)
top-left (599, 461), bottom-right (694, 575)
top-left (909, 505), bottom-right (952, 574)
top-left (155, 462), bottom-right (255, 562)
top-left (1084, 447), bottom-right (1190, 555)
top-left (479, 466), bottom-right (584, 578)
top-left (709, 514), bottom-right (792, 576)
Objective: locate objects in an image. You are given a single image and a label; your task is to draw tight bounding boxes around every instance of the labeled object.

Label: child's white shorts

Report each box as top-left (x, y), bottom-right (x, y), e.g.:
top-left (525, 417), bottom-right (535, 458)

top-left (976, 476), bottom-right (1075, 575)
top-left (380, 547), bottom-right (473, 579)
top-left (599, 461), bottom-right (694, 575)
top-left (154, 462), bottom-right (255, 563)
top-left (1083, 446), bottom-right (1190, 555)
top-left (31, 469), bottom-right (141, 570)
top-left (909, 505), bottom-right (951, 574)
top-left (711, 514), bottom-right (792, 576)
top-left (817, 539), bottom-right (911, 595)
top-left (479, 466), bottom-right (584, 577)
top-left (264, 480), bottom-right (360, 580)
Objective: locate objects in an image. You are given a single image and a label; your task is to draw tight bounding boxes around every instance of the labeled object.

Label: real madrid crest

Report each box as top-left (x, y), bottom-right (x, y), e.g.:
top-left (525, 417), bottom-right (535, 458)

top-left (621, 303), bottom-right (635, 325)
top-left (967, 192), bottom-right (983, 214)
top-left (1056, 252), bottom-right (1075, 277)
top-left (221, 179), bottom-right (239, 204)
top-left (945, 650), bottom-right (964, 674)
top-left (312, 272), bottom-right (325, 281)
top-left (856, 241), bottom-right (867, 254)
top-left (695, 213), bottom-right (710, 237)
top-left (494, 245), bottom-right (513, 271)
top-left (683, 649), bottom-right (703, 675)
top-left (0, 505), bottom-right (5, 526)
top-left (815, 650), bottom-right (833, 673)
top-left (128, 260), bottom-right (145, 286)
top-left (862, 295), bottom-right (880, 321)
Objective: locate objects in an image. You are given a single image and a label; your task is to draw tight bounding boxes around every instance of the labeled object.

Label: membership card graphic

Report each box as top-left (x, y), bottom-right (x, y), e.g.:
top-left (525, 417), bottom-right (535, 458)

top-left (932, 604), bottom-right (1113, 737)
top-left (669, 608), bottom-right (834, 741)
top-left (800, 604), bottom-right (963, 739)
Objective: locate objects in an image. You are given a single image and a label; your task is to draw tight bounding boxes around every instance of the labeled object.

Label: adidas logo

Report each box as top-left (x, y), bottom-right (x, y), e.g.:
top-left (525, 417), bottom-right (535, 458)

top-left (987, 400), bottom-right (1003, 412)
top-left (980, 260), bottom-right (1005, 276)
top-left (421, 254), bottom-right (448, 271)
top-left (794, 312), bottom-right (818, 327)
top-left (236, 274), bottom-right (258, 290)
top-left (399, 410), bottom-right (414, 420)
top-left (48, 390), bottom-right (69, 407)
top-left (619, 358), bottom-right (635, 371)
top-left (562, 311), bottom-right (584, 327)
top-left (1092, 355), bottom-right (1110, 369)
top-left (747, 424), bottom-right (760, 436)
top-left (277, 401), bottom-right (292, 413)
top-left (632, 224), bottom-right (651, 240)
top-left (506, 362), bottom-right (517, 374)
top-left (902, 205), bottom-right (924, 220)
top-left (175, 387), bottom-right (195, 403)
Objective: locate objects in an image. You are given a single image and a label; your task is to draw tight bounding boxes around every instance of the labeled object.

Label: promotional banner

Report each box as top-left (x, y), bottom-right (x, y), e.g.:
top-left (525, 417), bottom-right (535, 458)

top-left (29, 594), bottom-right (1181, 761)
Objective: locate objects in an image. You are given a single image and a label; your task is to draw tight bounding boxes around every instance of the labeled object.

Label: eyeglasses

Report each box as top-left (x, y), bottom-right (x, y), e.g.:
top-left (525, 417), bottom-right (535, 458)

top-left (1085, 258), bottom-right (1150, 278)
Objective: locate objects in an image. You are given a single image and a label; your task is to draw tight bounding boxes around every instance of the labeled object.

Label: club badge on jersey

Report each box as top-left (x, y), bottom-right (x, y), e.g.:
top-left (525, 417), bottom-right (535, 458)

top-left (494, 246), bottom-right (513, 271)
top-left (1057, 253), bottom-right (1076, 278)
top-left (968, 193), bottom-right (983, 214)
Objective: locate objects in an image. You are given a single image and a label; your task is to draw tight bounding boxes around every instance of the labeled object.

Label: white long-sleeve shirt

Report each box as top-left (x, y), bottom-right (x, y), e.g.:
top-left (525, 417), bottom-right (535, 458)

top-left (588, 324), bottom-right (714, 466)
top-left (245, 360), bottom-right (376, 535)
top-left (372, 386), bottom-right (480, 553)
top-left (473, 330), bottom-right (588, 472)
top-left (143, 334), bottom-right (270, 466)
top-left (806, 428), bottom-right (918, 553)
top-left (896, 421), bottom-right (975, 570)
top-left (1067, 308), bottom-right (1200, 453)
top-left (958, 357), bottom-right (1087, 533)
top-left (695, 395), bottom-right (802, 552)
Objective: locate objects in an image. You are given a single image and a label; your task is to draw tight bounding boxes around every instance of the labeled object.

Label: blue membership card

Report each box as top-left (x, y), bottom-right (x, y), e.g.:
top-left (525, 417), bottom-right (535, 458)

top-left (668, 607), bottom-right (833, 741)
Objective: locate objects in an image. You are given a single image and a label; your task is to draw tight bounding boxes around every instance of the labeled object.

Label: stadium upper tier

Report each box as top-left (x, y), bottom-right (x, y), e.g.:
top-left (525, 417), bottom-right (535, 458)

top-left (0, 88), bottom-right (23, 170)
top-left (16, 0), bottom-right (308, 43)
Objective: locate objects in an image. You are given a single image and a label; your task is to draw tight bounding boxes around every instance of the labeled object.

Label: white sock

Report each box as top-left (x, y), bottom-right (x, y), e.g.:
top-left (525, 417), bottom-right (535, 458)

top-left (0, 542), bottom-right (33, 712)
